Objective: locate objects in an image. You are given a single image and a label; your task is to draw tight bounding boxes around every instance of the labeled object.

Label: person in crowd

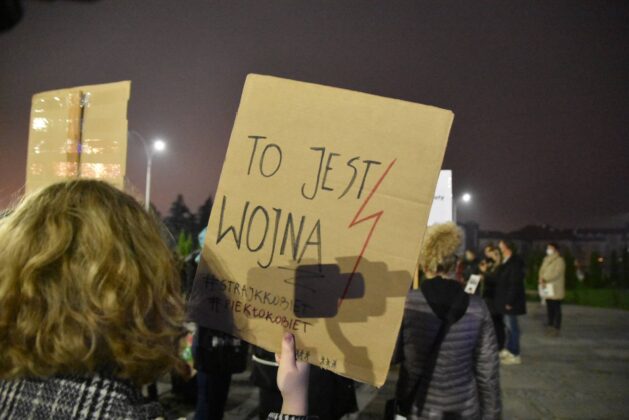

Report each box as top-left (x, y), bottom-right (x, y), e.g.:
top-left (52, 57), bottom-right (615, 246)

top-left (0, 180), bottom-right (310, 419)
top-left (187, 229), bottom-right (250, 420)
top-left (194, 327), bottom-right (249, 420)
top-left (538, 242), bottom-right (566, 337)
top-left (482, 244), bottom-right (499, 272)
top-left (165, 247), bottom-right (199, 404)
top-left (394, 223), bottom-right (501, 419)
top-left (454, 257), bottom-right (465, 285)
top-left (494, 240), bottom-right (526, 365)
top-left (252, 346), bottom-right (358, 420)
top-left (146, 252), bottom-right (191, 403)
top-left (479, 244), bottom-right (506, 352)
top-left (461, 249), bottom-right (480, 283)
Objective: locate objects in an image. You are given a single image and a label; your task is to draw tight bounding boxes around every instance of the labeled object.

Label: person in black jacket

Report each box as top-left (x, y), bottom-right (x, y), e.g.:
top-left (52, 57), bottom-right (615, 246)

top-left (187, 229), bottom-right (251, 420)
top-left (479, 245), bottom-right (506, 351)
top-left (395, 223), bottom-right (501, 419)
top-left (461, 249), bottom-right (480, 284)
top-left (494, 240), bottom-right (527, 365)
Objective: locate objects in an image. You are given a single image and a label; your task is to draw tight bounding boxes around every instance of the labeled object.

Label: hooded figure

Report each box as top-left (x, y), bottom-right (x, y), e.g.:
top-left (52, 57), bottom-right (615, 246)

top-left (394, 223), bottom-right (501, 420)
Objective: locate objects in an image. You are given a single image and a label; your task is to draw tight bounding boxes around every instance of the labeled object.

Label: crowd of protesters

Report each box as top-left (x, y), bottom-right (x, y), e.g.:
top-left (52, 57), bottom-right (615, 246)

top-left (0, 179), bottom-right (567, 420)
top-left (457, 240), bottom-right (566, 366)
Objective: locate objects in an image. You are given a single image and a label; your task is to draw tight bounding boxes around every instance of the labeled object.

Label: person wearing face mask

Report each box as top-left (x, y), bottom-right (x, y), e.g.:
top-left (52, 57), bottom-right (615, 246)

top-left (538, 243), bottom-right (566, 337)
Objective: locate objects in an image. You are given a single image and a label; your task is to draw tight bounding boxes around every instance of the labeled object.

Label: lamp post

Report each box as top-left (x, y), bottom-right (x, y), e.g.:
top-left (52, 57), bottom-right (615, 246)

top-left (129, 131), bottom-right (166, 210)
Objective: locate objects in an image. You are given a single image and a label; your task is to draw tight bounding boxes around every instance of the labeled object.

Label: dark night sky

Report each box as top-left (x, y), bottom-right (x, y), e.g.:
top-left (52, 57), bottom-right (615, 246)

top-left (1, 1), bottom-right (627, 231)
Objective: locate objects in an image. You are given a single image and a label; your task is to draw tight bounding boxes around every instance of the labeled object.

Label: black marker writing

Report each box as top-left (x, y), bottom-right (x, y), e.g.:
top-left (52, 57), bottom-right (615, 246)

top-left (215, 195), bottom-right (322, 269)
top-left (246, 135), bottom-right (282, 177)
top-left (301, 147), bottom-right (382, 200)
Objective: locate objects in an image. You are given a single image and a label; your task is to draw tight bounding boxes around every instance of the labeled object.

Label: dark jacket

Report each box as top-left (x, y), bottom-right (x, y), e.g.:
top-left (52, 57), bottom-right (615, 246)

top-left (494, 255), bottom-right (527, 315)
top-left (194, 327), bottom-right (249, 375)
top-left (462, 258), bottom-right (482, 297)
top-left (482, 270), bottom-right (500, 315)
top-left (186, 253), bottom-right (250, 375)
top-left (462, 258), bottom-right (480, 283)
top-left (396, 278), bottom-right (501, 420)
top-left (252, 348), bottom-right (357, 420)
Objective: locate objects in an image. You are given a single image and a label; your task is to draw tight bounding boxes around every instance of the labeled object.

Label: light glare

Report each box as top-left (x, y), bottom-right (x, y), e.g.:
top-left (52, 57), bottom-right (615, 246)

top-left (153, 139), bottom-right (166, 152)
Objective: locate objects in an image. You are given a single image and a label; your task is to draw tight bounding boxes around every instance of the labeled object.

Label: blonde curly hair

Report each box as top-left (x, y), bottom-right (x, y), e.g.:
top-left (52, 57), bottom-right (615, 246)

top-left (0, 180), bottom-right (186, 385)
top-left (418, 222), bottom-right (462, 275)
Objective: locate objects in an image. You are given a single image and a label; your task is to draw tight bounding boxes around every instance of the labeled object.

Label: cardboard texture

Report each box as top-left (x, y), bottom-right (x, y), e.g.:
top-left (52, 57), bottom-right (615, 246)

top-left (189, 74), bottom-right (453, 386)
top-left (25, 81), bottom-right (131, 193)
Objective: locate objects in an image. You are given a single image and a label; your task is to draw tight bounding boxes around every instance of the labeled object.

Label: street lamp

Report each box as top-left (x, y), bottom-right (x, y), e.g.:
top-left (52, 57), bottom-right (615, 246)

top-left (454, 192), bottom-right (472, 222)
top-left (128, 131), bottom-right (166, 210)
top-left (153, 139), bottom-right (166, 152)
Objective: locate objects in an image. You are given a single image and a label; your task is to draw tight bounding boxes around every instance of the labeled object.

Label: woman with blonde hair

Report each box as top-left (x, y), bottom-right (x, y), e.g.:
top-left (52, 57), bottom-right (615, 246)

top-left (394, 223), bottom-right (501, 419)
top-left (0, 180), bottom-right (308, 419)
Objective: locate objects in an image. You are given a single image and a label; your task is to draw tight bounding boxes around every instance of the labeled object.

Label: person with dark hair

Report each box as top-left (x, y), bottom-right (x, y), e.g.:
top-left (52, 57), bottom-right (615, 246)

top-left (461, 249), bottom-right (480, 284)
top-left (495, 240), bottom-right (527, 365)
top-left (539, 243), bottom-right (566, 337)
top-left (394, 223), bottom-right (501, 419)
top-left (480, 244), bottom-right (500, 276)
top-left (194, 328), bottom-right (249, 420)
top-left (186, 229), bottom-right (251, 420)
top-left (479, 245), bottom-right (506, 352)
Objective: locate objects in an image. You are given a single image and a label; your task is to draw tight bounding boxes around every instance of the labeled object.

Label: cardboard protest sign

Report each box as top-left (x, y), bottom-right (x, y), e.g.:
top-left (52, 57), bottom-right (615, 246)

top-left (189, 74), bottom-right (453, 386)
top-left (26, 81), bottom-right (131, 193)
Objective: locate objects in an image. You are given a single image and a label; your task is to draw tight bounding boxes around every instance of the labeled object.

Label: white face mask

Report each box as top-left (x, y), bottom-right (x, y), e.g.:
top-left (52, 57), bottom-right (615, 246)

top-left (546, 248), bottom-right (555, 256)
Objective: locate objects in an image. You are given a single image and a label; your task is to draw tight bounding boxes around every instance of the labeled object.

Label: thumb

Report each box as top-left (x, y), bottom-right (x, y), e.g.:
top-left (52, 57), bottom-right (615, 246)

top-left (281, 332), bottom-right (297, 369)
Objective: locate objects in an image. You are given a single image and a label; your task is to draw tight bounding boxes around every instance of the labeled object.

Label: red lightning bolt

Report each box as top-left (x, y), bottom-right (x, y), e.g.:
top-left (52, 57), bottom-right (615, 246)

top-left (338, 158), bottom-right (397, 306)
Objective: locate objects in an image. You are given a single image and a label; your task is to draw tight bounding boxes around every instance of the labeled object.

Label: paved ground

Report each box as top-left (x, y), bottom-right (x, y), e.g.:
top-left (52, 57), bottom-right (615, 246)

top-left (159, 303), bottom-right (629, 419)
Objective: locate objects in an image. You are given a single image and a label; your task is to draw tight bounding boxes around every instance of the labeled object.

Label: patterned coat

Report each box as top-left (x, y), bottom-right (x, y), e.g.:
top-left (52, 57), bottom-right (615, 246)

top-left (0, 374), bottom-right (162, 419)
top-left (0, 374), bottom-right (313, 420)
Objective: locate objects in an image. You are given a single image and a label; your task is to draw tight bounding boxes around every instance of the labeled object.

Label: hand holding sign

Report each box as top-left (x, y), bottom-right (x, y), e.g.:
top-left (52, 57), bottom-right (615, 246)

top-left (276, 333), bottom-right (310, 416)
